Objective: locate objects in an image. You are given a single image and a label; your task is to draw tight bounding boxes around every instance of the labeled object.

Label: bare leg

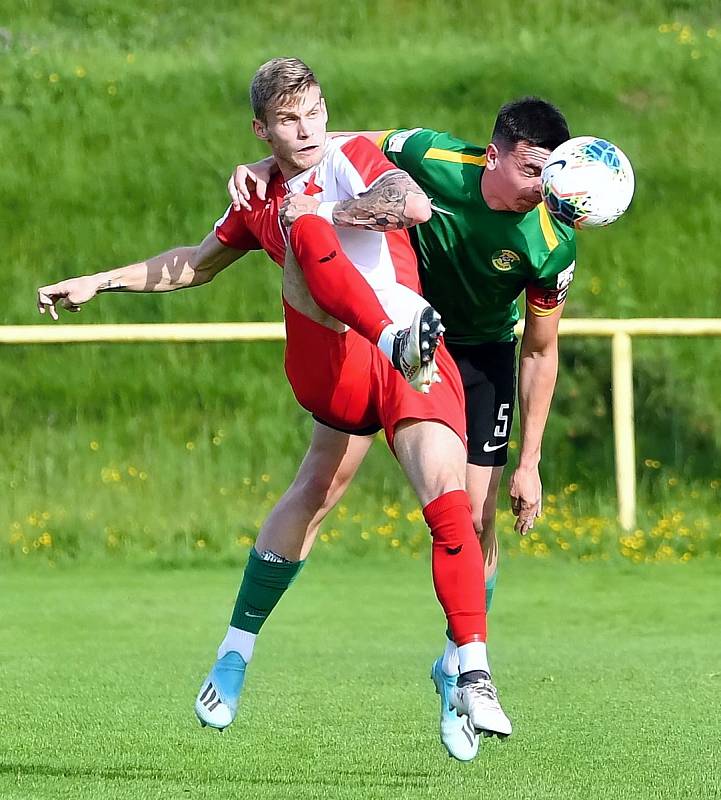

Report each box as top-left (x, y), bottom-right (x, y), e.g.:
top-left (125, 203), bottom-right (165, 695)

top-left (465, 464), bottom-right (504, 580)
top-left (195, 422), bottom-right (373, 729)
top-left (255, 421), bottom-right (374, 561)
top-left (393, 419), bottom-right (466, 504)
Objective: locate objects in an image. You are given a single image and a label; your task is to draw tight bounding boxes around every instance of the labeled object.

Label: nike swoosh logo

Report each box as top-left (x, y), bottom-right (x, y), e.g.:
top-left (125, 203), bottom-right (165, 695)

top-left (446, 545), bottom-right (463, 555)
top-left (244, 611), bottom-right (266, 618)
top-left (482, 441), bottom-right (507, 453)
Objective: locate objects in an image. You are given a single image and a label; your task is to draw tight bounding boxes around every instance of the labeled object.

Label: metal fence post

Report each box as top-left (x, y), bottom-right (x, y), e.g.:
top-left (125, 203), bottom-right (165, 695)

top-left (612, 331), bottom-right (636, 531)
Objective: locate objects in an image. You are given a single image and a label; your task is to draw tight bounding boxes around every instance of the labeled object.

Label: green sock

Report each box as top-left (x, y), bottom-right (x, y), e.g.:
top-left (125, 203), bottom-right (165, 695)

top-left (485, 571), bottom-right (498, 613)
top-left (230, 548), bottom-right (305, 634)
top-left (445, 571), bottom-right (499, 640)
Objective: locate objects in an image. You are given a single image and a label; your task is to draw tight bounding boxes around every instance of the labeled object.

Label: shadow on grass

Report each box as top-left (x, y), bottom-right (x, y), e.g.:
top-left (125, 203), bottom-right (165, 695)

top-left (0, 762), bottom-right (168, 782)
top-left (0, 762), bottom-right (436, 790)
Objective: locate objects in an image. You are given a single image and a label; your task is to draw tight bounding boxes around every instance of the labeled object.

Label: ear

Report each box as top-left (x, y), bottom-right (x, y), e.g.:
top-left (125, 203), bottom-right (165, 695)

top-left (485, 142), bottom-right (499, 171)
top-left (320, 97), bottom-right (328, 124)
top-left (252, 117), bottom-right (269, 141)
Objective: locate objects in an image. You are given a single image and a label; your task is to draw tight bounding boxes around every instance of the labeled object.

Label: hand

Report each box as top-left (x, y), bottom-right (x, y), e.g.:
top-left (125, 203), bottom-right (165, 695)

top-left (279, 194), bottom-right (321, 226)
top-left (509, 465), bottom-right (542, 535)
top-left (37, 276), bottom-right (99, 320)
top-left (227, 160), bottom-right (273, 212)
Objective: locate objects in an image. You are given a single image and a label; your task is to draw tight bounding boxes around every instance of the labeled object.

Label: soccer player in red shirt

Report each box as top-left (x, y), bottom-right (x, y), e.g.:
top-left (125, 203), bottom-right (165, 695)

top-left (36, 58), bottom-right (512, 746)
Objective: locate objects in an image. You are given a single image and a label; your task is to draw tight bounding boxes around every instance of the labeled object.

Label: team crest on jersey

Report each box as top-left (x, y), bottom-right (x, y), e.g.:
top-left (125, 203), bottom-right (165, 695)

top-left (491, 250), bottom-right (520, 271)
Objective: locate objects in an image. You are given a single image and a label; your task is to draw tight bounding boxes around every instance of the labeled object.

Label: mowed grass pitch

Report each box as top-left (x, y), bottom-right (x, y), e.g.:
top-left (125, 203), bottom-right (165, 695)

top-left (1, 558), bottom-right (719, 800)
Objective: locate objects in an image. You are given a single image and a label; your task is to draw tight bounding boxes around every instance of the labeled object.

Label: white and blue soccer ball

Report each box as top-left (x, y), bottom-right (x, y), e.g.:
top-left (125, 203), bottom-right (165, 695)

top-left (541, 136), bottom-right (635, 229)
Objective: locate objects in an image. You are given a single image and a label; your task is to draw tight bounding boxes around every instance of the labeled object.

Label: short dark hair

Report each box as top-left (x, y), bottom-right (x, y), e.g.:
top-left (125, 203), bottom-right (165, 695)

top-left (491, 97), bottom-right (570, 152)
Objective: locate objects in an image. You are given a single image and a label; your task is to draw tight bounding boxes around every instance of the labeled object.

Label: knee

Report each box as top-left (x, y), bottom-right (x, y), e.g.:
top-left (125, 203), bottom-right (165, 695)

top-left (293, 464), bottom-right (352, 516)
top-left (424, 466), bottom-right (467, 506)
top-left (291, 472), bottom-right (333, 515)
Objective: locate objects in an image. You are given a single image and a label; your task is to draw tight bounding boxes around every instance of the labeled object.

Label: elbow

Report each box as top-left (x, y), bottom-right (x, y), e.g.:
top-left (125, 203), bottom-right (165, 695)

top-left (186, 248), bottom-right (216, 287)
top-left (404, 193), bottom-right (432, 226)
top-left (189, 268), bottom-right (214, 288)
top-left (521, 342), bottom-right (557, 361)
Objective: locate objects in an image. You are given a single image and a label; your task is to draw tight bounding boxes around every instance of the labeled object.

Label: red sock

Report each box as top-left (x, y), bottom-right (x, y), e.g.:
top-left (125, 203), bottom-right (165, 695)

top-left (289, 215), bottom-right (393, 344)
top-left (423, 489), bottom-right (486, 645)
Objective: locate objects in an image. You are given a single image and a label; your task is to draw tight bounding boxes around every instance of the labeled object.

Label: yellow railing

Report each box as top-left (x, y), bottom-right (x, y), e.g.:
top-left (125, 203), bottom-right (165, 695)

top-left (4, 318), bottom-right (720, 530)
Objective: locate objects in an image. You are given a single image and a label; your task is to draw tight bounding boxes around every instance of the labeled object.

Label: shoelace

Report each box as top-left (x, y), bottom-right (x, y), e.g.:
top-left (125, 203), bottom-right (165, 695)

top-left (465, 680), bottom-right (499, 704)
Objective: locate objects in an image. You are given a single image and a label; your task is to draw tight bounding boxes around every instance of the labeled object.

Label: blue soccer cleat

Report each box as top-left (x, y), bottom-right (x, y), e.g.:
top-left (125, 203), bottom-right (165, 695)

top-left (194, 651), bottom-right (247, 731)
top-left (430, 657), bottom-right (480, 761)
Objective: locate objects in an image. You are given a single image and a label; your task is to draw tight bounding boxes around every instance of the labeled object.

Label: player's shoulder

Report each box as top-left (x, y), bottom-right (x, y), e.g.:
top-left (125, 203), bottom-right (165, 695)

top-left (382, 127), bottom-right (487, 167)
top-left (525, 203), bottom-right (576, 257)
top-left (322, 134), bottom-right (387, 170)
top-left (328, 134), bottom-right (382, 158)
top-left (417, 130), bottom-right (487, 166)
top-left (322, 135), bottom-right (401, 190)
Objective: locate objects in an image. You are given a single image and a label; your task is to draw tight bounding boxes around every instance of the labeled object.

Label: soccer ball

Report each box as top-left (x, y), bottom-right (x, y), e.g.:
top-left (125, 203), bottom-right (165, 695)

top-left (541, 136), bottom-right (635, 228)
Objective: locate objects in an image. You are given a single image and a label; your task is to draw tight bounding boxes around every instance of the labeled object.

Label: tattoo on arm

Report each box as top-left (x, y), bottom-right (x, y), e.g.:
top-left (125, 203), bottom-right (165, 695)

top-left (96, 279), bottom-right (127, 293)
top-left (332, 171), bottom-right (427, 231)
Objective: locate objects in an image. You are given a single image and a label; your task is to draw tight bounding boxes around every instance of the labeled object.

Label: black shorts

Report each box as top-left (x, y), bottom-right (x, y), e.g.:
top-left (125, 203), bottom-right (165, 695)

top-left (446, 339), bottom-right (517, 467)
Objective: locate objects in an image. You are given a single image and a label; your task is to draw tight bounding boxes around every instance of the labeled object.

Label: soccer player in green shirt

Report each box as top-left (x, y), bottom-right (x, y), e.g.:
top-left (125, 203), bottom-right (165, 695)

top-left (224, 97), bottom-right (575, 760)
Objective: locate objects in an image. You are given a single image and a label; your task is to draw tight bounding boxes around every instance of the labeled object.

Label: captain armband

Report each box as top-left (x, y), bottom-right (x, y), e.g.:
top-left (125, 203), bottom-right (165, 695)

top-left (526, 261), bottom-right (575, 316)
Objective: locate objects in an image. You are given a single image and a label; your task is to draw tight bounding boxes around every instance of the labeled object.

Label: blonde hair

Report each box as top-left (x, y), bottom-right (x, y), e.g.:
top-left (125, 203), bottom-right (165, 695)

top-left (250, 58), bottom-right (320, 121)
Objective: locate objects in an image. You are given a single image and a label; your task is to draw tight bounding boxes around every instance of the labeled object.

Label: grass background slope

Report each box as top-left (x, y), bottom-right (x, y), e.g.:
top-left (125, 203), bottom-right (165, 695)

top-left (1, 0), bottom-right (720, 559)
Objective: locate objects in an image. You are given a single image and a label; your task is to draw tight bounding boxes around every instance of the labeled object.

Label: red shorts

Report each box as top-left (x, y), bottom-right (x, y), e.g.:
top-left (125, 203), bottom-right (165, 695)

top-left (283, 301), bottom-right (467, 451)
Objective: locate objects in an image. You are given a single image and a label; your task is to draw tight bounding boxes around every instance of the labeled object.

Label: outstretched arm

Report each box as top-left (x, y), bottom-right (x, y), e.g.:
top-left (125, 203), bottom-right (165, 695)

top-left (37, 232), bottom-right (246, 319)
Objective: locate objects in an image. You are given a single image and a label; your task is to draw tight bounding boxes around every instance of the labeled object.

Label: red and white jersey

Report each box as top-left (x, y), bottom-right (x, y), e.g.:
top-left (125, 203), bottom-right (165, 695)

top-left (214, 135), bottom-right (426, 327)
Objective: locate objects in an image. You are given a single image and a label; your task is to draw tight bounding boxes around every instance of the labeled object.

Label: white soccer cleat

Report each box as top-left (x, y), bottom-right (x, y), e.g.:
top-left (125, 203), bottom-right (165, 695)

top-left (430, 658), bottom-right (480, 761)
top-left (391, 306), bottom-right (444, 393)
top-left (450, 670), bottom-right (512, 738)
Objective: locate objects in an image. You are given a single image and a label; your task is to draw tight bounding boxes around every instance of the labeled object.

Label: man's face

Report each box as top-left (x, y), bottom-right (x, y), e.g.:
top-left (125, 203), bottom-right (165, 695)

top-left (482, 140), bottom-right (551, 213)
top-left (254, 85), bottom-right (327, 177)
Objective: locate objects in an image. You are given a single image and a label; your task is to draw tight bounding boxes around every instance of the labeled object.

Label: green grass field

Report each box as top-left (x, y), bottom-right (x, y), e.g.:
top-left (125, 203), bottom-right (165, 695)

top-left (1, 556), bottom-right (719, 799)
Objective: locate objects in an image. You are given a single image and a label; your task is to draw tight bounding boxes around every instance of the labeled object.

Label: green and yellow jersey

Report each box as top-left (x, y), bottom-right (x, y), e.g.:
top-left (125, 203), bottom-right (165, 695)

top-left (377, 128), bottom-right (577, 345)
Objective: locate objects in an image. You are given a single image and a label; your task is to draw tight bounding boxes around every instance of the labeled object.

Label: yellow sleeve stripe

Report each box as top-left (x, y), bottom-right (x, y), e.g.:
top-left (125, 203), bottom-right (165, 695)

top-left (423, 148), bottom-right (487, 166)
top-left (376, 129), bottom-right (396, 149)
top-left (537, 203), bottom-right (559, 251)
top-left (527, 302), bottom-right (562, 318)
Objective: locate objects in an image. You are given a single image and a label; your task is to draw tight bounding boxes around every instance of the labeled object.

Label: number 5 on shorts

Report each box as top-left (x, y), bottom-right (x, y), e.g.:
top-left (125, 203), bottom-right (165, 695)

top-left (493, 403), bottom-right (510, 439)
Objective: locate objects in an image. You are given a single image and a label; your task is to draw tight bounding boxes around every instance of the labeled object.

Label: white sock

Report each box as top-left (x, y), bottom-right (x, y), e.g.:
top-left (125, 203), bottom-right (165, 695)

top-left (457, 641), bottom-right (490, 675)
top-left (377, 324), bottom-right (401, 362)
top-left (217, 625), bottom-right (257, 663)
top-left (441, 638), bottom-right (460, 675)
